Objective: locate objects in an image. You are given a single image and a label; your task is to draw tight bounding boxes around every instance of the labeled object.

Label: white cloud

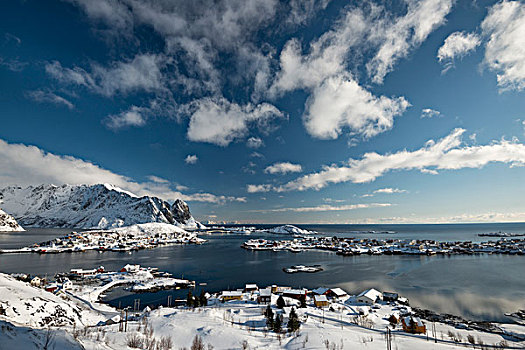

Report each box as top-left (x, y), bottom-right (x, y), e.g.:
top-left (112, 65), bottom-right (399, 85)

top-left (264, 162), bottom-right (303, 175)
top-left (246, 184), bottom-right (272, 193)
top-left (304, 74), bottom-right (409, 139)
top-left (252, 202), bottom-right (391, 213)
top-left (46, 54), bottom-right (166, 97)
top-left (185, 154), bottom-right (198, 164)
top-left (374, 187), bottom-right (407, 194)
top-left (26, 90), bottom-right (74, 109)
top-left (147, 175), bottom-right (169, 184)
top-left (186, 97), bottom-right (283, 146)
top-left (271, 128), bottom-right (525, 191)
top-left (246, 137), bottom-right (264, 149)
top-left (104, 106), bottom-right (147, 130)
top-left (367, 0), bottom-right (454, 83)
top-left (481, 1), bottom-right (525, 91)
top-left (421, 108), bottom-right (441, 118)
top-left (0, 138), bottom-right (243, 204)
top-left (437, 31), bottom-right (480, 70)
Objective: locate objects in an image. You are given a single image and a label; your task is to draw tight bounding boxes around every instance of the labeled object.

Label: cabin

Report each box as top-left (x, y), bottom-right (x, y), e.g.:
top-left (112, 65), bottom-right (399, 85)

top-left (257, 289), bottom-right (272, 304)
top-left (356, 288), bottom-right (383, 305)
top-left (383, 292), bottom-right (399, 302)
top-left (221, 291), bottom-right (243, 302)
top-left (121, 264), bottom-right (140, 273)
top-left (30, 276), bottom-right (42, 287)
top-left (314, 295), bottom-right (329, 308)
top-left (282, 289), bottom-right (307, 300)
top-left (327, 288), bottom-right (348, 299)
top-left (401, 316), bottom-right (426, 334)
top-left (244, 283), bottom-right (258, 293)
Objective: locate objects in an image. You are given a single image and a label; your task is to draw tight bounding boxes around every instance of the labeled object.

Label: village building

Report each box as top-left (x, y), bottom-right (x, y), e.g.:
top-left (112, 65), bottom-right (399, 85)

top-left (257, 289), bottom-right (272, 304)
top-left (121, 264), bottom-right (141, 273)
top-left (282, 289), bottom-right (307, 300)
top-left (311, 287), bottom-right (329, 295)
top-left (244, 283), bottom-right (258, 293)
top-left (401, 316), bottom-right (426, 334)
top-left (356, 288), bottom-right (383, 305)
top-left (383, 292), bottom-right (399, 302)
top-left (221, 291), bottom-right (243, 302)
top-left (314, 294), bottom-right (329, 308)
top-left (327, 288), bottom-right (348, 299)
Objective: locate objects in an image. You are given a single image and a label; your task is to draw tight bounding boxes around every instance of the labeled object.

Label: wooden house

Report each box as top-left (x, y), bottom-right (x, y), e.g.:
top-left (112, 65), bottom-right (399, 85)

top-left (314, 295), bottom-right (329, 308)
top-left (401, 316), bottom-right (426, 334)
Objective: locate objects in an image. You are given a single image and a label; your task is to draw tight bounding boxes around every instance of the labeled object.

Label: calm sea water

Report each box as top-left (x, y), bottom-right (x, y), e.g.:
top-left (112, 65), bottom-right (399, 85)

top-left (1, 223), bottom-right (524, 321)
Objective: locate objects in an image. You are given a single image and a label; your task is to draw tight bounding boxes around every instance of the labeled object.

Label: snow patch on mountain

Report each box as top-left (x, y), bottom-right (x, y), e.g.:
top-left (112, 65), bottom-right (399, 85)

top-left (0, 184), bottom-right (204, 230)
top-left (0, 208), bottom-right (24, 232)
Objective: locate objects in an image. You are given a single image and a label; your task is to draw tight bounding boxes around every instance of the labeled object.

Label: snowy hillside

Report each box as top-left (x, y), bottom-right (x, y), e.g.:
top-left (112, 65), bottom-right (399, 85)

top-left (0, 184), bottom-right (204, 229)
top-left (267, 224), bottom-right (315, 235)
top-left (0, 273), bottom-right (105, 328)
top-left (0, 208), bottom-right (24, 232)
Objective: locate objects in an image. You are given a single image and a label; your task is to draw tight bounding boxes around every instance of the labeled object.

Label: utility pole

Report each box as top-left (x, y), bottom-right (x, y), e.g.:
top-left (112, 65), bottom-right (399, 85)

top-left (167, 295), bottom-right (172, 308)
top-left (125, 308), bottom-right (128, 332)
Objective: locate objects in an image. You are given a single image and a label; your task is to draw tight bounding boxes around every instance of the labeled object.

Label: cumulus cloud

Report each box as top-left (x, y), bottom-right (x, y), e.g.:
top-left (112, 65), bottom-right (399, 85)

top-left (481, 1), bottom-right (525, 91)
top-left (374, 187), bottom-right (407, 194)
top-left (26, 90), bottom-right (74, 109)
top-left (437, 31), bottom-right (480, 71)
top-left (246, 184), bottom-right (273, 193)
top-left (246, 137), bottom-right (264, 149)
top-left (421, 108), bottom-right (441, 118)
top-left (249, 128), bottom-right (525, 192)
top-left (304, 74), bottom-right (409, 139)
top-left (252, 202), bottom-right (391, 213)
top-left (55, 0), bottom-right (452, 144)
top-left (186, 97), bottom-right (283, 146)
top-left (185, 154), bottom-right (198, 164)
top-left (104, 106), bottom-right (147, 130)
top-left (264, 162), bottom-right (303, 175)
top-left (0, 138), bottom-right (243, 204)
top-left (268, 1), bottom-right (451, 140)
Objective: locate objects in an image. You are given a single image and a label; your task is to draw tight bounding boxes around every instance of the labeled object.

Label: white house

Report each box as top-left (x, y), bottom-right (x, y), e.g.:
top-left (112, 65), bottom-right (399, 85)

top-left (61, 279), bottom-right (73, 290)
top-left (356, 288), bottom-right (383, 305)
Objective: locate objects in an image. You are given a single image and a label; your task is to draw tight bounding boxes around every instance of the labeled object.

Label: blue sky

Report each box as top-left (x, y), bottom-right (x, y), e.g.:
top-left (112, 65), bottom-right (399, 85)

top-left (1, 0), bottom-right (525, 224)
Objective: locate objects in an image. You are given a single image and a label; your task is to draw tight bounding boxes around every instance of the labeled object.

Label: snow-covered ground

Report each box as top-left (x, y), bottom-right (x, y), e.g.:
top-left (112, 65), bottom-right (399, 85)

top-left (0, 208), bottom-right (24, 232)
top-left (2, 272), bottom-right (524, 350)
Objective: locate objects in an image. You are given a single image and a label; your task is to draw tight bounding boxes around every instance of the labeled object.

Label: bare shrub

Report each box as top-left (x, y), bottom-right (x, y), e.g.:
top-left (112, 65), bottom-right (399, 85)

top-left (127, 334), bottom-right (144, 349)
top-left (158, 336), bottom-right (173, 350)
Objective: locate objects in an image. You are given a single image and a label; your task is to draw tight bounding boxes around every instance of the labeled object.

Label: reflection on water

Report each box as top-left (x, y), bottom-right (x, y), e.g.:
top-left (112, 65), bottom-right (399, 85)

top-left (1, 225), bottom-right (525, 321)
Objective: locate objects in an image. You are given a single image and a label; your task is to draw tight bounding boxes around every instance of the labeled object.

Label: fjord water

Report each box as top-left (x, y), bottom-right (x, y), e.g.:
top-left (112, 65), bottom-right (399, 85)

top-left (1, 223), bottom-right (524, 321)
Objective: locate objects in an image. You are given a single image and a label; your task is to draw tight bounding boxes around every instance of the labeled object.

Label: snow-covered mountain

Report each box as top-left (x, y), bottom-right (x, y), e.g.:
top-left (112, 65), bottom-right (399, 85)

top-left (0, 208), bottom-right (24, 232)
top-left (0, 184), bottom-right (203, 230)
top-left (267, 224), bottom-right (315, 235)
